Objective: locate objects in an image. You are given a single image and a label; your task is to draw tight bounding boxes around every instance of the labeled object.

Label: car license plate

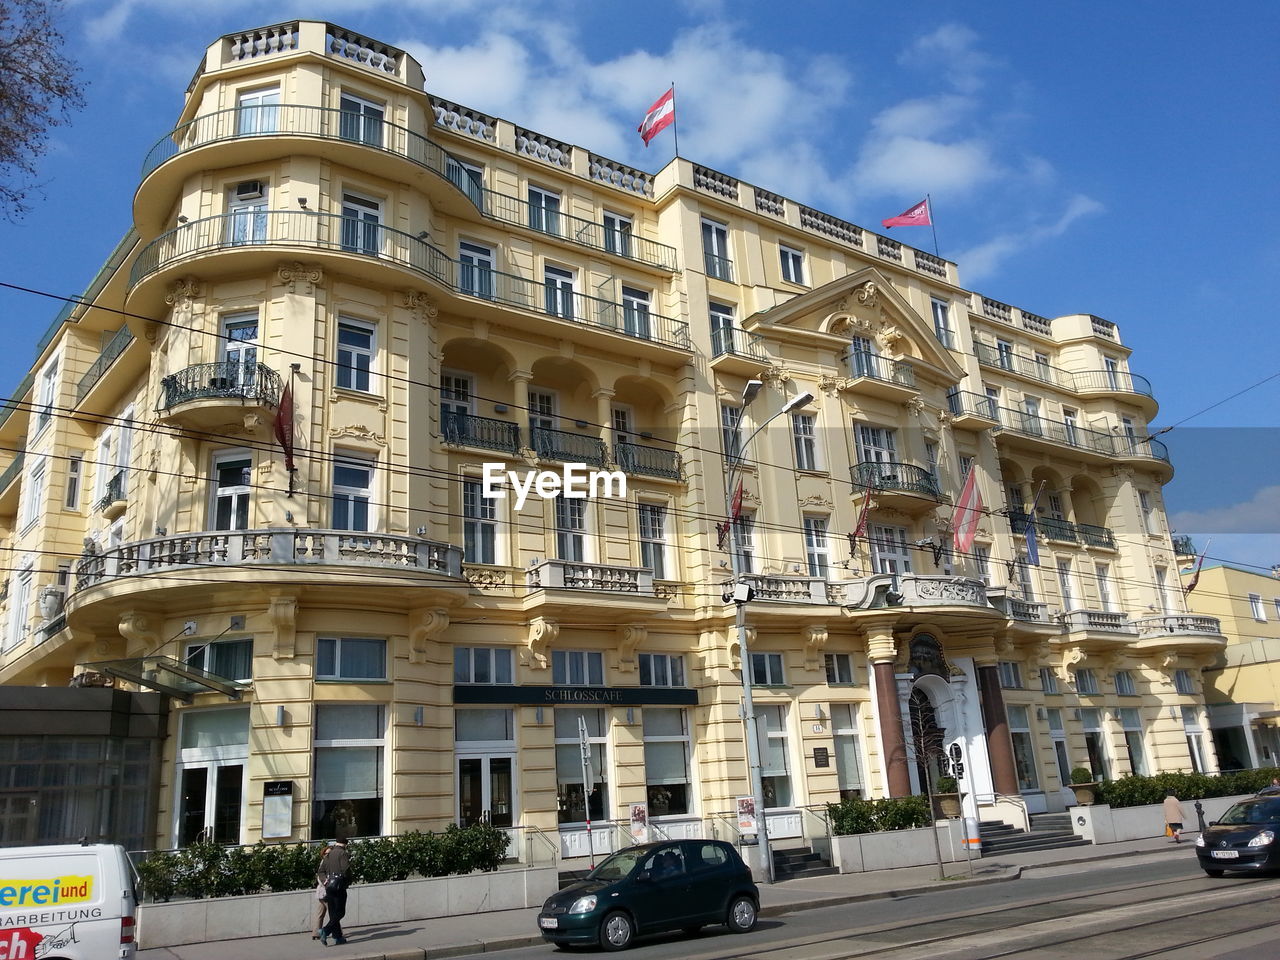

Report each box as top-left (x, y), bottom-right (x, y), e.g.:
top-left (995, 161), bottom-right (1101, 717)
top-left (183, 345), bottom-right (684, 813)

top-left (1211, 850), bottom-right (1239, 859)
top-left (539, 917), bottom-right (559, 929)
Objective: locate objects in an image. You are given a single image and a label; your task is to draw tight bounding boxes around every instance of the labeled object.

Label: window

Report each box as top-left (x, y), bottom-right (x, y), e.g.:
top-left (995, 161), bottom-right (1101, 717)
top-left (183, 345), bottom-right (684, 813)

top-left (454, 646), bottom-right (513, 684)
top-left (1122, 417), bottom-right (1138, 452)
top-left (973, 544), bottom-right (991, 585)
top-left (5, 565), bottom-right (32, 650)
top-left (996, 339), bottom-right (1013, 370)
top-left (1115, 670), bottom-right (1137, 696)
top-left (340, 192), bottom-right (382, 255)
top-left (998, 661), bottom-right (1023, 689)
top-left (1039, 667), bottom-right (1058, 695)
top-left (824, 653), bottom-right (854, 685)
top-left (64, 452), bottom-right (83, 510)
top-left (445, 155), bottom-right (484, 203)
top-left (336, 318), bottom-right (375, 392)
top-left (750, 652), bottom-right (785, 686)
top-left (1104, 356), bottom-right (1121, 390)
top-left (931, 298), bottom-right (954, 349)
top-left (552, 650), bottom-right (604, 686)
top-left (313, 703), bottom-right (384, 839)
top-left (555, 708), bottom-right (608, 824)
top-left (1007, 705), bottom-right (1039, 791)
top-left (870, 525), bottom-right (912, 575)
top-left (1047, 707), bottom-right (1070, 785)
top-left (236, 86), bottom-right (279, 135)
top-left (1056, 559), bottom-right (1076, 609)
top-left (603, 211), bottom-right (632, 258)
top-left (1075, 668), bottom-right (1099, 695)
top-left (1022, 395), bottom-right (1042, 432)
top-left (1121, 707), bottom-right (1147, 775)
top-left (528, 185), bottom-right (561, 235)
top-left (1155, 566), bottom-right (1175, 614)
top-left (441, 372), bottom-right (473, 444)
top-left (756, 704), bottom-right (791, 807)
top-left (1095, 563), bottom-right (1115, 611)
top-left (855, 424), bottom-right (897, 465)
top-left (804, 515), bottom-right (830, 578)
top-left (1174, 669), bottom-right (1195, 695)
top-left (831, 703), bottom-right (864, 800)
top-left (792, 414), bottom-right (819, 470)
top-left (35, 359), bottom-right (57, 433)
top-left (211, 453), bottom-right (251, 531)
top-left (1033, 352), bottom-right (1051, 381)
top-left (1182, 706), bottom-right (1206, 773)
top-left (554, 496), bottom-right (587, 561)
top-left (638, 503), bottom-right (667, 580)
top-left (643, 708), bottom-right (692, 816)
top-left (1013, 552), bottom-right (1035, 600)
top-left (338, 92), bottom-right (384, 147)
top-left (639, 653), bottom-right (685, 687)
top-left (1080, 707), bottom-right (1109, 781)
top-left (316, 637), bottom-right (387, 681)
top-left (544, 264), bottom-right (575, 319)
top-left (186, 638), bottom-right (253, 682)
top-left (849, 336), bottom-right (879, 379)
top-left (1138, 491), bottom-right (1155, 534)
top-left (19, 457), bottom-right (46, 530)
top-left (779, 244), bottom-right (805, 284)
top-left (177, 707), bottom-right (249, 846)
top-left (463, 480), bottom-right (497, 564)
top-left (732, 513), bottom-right (755, 574)
top-left (332, 455), bottom-right (374, 531)
top-left (709, 302), bottom-right (737, 355)
top-left (720, 404), bottom-right (742, 462)
top-left (458, 241), bottom-right (495, 299)
top-left (1250, 594), bottom-right (1266, 621)
top-left (925, 442), bottom-right (940, 485)
top-left (612, 406), bottom-right (633, 442)
top-left (620, 286), bottom-right (651, 339)
top-left (701, 218), bottom-right (732, 280)
top-left (227, 183), bottom-right (267, 244)
top-left (222, 312), bottom-right (259, 389)
top-left (1062, 407), bottom-right (1079, 446)
top-left (985, 385), bottom-right (1001, 419)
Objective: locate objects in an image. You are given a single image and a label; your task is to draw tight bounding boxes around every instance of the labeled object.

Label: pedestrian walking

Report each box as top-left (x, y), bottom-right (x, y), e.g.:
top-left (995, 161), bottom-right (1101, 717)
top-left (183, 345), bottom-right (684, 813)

top-left (317, 834), bottom-right (351, 945)
top-left (312, 841), bottom-right (332, 939)
top-left (1163, 790), bottom-right (1186, 843)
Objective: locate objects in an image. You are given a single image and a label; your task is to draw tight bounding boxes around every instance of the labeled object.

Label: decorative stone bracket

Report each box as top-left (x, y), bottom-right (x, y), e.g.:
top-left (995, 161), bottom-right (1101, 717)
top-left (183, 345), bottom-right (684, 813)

top-left (615, 624), bottom-right (646, 673)
top-left (803, 624), bottom-right (828, 671)
top-left (527, 617), bottom-right (560, 670)
top-left (118, 611), bottom-right (158, 658)
top-left (409, 608), bottom-right (450, 664)
top-left (268, 594), bottom-right (297, 659)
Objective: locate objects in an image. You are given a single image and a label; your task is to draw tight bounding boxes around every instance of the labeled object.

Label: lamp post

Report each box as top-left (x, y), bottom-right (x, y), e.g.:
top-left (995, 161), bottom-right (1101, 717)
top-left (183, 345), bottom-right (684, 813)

top-left (726, 380), bottom-right (814, 885)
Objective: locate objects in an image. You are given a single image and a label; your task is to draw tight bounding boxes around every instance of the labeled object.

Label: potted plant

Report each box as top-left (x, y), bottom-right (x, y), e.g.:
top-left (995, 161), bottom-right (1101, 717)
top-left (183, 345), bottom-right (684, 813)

top-left (1068, 766), bottom-right (1097, 805)
top-left (932, 775), bottom-right (963, 818)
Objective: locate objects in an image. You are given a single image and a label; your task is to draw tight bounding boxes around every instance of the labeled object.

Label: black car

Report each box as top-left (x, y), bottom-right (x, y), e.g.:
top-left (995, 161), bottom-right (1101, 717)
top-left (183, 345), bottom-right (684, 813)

top-left (537, 839), bottom-right (760, 951)
top-left (1196, 794), bottom-right (1280, 876)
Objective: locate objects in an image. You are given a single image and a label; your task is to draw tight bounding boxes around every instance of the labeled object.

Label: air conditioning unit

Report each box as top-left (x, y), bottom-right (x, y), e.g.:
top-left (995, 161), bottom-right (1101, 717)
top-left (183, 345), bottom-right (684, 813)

top-left (235, 180), bottom-right (264, 201)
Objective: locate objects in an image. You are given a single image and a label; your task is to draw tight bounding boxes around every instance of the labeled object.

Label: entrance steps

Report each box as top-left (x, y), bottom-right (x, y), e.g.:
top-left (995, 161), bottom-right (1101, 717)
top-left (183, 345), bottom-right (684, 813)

top-left (772, 844), bottom-right (837, 880)
top-left (979, 813), bottom-right (1088, 855)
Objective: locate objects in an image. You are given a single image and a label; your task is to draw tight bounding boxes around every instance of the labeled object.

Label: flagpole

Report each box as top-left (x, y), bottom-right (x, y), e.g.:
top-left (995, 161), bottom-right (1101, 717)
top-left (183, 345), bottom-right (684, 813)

top-left (670, 82), bottom-right (680, 159)
top-left (927, 194), bottom-right (939, 258)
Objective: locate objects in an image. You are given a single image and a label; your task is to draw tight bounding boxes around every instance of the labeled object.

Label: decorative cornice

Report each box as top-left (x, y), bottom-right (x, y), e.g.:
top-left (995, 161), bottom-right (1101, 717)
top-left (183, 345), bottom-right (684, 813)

top-left (328, 424), bottom-right (387, 446)
top-left (278, 261), bottom-right (323, 295)
top-left (164, 277), bottom-right (202, 308)
top-left (401, 290), bottom-right (438, 321)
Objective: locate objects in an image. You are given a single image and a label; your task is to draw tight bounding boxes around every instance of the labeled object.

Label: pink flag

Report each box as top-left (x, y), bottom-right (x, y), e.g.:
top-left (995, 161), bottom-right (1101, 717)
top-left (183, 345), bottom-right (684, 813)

top-left (882, 198), bottom-right (932, 229)
top-left (638, 88), bottom-right (675, 146)
top-left (273, 382), bottom-right (295, 475)
top-left (951, 463), bottom-right (983, 554)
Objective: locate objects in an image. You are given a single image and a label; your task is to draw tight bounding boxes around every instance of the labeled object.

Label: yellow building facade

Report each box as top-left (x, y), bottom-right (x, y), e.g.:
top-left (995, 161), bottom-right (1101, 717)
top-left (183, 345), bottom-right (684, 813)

top-left (1183, 560), bottom-right (1280, 769)
top-left (0, 22), bottom-right (1227, 856)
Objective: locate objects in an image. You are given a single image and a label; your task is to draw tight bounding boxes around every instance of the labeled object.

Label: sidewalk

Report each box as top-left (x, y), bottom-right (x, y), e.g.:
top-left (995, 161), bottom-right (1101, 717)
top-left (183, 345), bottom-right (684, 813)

top-left (137, 835), bottom-right (1194, 960)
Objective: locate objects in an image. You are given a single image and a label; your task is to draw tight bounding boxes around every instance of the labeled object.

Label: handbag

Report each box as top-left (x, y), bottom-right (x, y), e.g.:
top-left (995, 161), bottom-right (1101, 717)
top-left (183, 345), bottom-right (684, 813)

top-left (325, 874), bottom-right (347, 896)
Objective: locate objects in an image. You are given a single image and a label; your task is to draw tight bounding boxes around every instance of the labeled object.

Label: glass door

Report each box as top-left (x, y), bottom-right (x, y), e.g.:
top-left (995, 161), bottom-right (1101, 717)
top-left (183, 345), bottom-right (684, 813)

top-left (178, 762), bottom-right (244, 845)
top-left (223, 314), bottom-right (259, 393)
top-left (457, 755), bottom-right (515, 828)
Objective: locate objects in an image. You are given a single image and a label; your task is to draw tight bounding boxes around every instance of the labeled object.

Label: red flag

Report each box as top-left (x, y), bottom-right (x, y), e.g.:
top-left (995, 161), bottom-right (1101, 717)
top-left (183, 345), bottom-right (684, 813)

top-left (951, 463), bottom-right (983, 554)
top-left (881, 198), bottom-right (932, 229)
top-left (273, 382), bottom-right (295, 474)
top-left (853, 489), bottom-right (871, 539)
top-left (638, 88), bottom-right (675, 146)
top-left (730, 479), bottom-right (743, 521)
top-left (1183, 540), bottom-right (1210, 596)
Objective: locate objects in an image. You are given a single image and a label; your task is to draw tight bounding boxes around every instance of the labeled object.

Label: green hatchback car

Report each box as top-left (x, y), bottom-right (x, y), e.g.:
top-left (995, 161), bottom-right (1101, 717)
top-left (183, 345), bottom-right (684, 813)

top-left (537, 839), bottom-right (760, 951)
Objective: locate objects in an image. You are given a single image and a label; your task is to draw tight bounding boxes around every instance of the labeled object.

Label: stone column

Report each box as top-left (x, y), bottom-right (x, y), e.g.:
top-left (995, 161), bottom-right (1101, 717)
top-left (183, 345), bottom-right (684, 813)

top-left (976, 661), bottom-right (1020, 796)
top-left (510, 369), bottom-right (532, 451)
top-left (866, 620), bottom-right (911, 797)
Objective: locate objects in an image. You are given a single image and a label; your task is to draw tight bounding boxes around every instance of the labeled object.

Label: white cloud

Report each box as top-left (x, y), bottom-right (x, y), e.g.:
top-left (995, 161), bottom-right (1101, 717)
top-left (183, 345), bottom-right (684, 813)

top-left (900, 23), bottom-right (996, 95)
top-left (855, 135), bottom-right (998, 197)
top-left (1169, 485), bottom-right (1280, 535)
top-left (954, 193), bottom-right (1105, 280)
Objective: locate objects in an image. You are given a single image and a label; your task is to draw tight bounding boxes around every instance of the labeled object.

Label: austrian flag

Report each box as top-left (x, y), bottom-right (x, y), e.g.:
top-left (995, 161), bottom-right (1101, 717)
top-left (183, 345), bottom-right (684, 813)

top-left (951, 463), bottom-right (984, 554)
top-left (638, 88), bottom-right (675, 146)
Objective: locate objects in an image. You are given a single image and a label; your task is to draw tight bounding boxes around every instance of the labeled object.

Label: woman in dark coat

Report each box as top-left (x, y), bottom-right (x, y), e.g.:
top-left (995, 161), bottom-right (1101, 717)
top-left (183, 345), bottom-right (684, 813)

top-left (317, 836), bottom-right (351, 945)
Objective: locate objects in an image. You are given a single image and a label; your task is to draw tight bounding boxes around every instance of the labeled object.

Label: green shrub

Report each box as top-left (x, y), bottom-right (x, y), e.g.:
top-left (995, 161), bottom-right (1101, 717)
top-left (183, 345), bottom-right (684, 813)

top-left (1095, 768), bottom-right (1280, 808)
top-left (1070, 767), bottom-right (1095, 785)
top-left (826, 794), bottom-right (931, 836)
top-left (934, 776), bottom-right (958, 793)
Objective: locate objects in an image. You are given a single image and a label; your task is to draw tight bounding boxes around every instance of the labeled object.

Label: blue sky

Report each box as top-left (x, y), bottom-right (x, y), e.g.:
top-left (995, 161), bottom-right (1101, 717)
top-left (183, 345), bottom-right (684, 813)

top-left (2, 0), bottom-right (1278, 573)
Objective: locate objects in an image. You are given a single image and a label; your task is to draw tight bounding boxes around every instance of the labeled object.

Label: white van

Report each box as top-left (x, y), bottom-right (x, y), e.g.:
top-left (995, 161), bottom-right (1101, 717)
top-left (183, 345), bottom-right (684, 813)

top-left (0, 843), bottom-right (136, 959)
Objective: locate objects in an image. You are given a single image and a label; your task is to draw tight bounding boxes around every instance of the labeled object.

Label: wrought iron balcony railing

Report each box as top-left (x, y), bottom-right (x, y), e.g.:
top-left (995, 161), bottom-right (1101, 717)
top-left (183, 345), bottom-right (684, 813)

top-left (615, 440), bottom-right (681, 480)
top-left (1073, 369), bottom-right (1154, 397)
top-left (131, 213), bottom-right (692, 350)
top-left (93, 470), bottom-right (126, 513)
top-left (996, 407), bottom-right (1117, 456)
top-left (711, 327), bottom-right (770, 362)
top-left (852, 461), bottom-right (941, 499)
top-left (947, 390), bottom-right (998, 420)
top-left (0, 452), bottom-right (23, 495)
top-left (157, 361), bottom-right (283, 412)
top-left (442, 413), bottom-right (520, 454)
top-left (704, 252), bottom-right (734, 281)
top-left (75, 327), bottom-right (135, 404)
top-left (974, 341), bottom-right (1073, 388)
top-left (530, 426), bottom-right (607, 466)
top-left (1077, 523), bottom-right (1117, 549)
top-left (848, 350), bottom-right (915, 389)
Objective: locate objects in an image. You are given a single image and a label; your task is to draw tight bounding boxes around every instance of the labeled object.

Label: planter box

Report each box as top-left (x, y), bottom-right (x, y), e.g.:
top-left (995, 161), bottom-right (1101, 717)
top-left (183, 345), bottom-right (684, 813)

top-left (830, 820), bottom-right (967, 873)
top-left (137, 865), bottom-right (557, 949)
top-left (1069, 793), bottom-right (1253, 844)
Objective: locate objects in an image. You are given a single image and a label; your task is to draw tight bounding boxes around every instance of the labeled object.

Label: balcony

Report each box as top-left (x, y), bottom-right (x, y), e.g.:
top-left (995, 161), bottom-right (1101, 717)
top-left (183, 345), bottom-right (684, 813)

top-left (1008, 598), bottom-right (1051, 623)
top-left (1114, 434), bottom-right (1172, 467)
top-left (156, 361), bottom-right (283, 433)
top-left (531, 427), bottom-right (607, 467)
top-left (0, 452), bottom-right (22, 499)
top-left (1133, 614), bottom-right (1223, 638)
top-left (615, 441), bottom-right (681, 481)
top-left (1062, 609), bottom-right (1135, 634)
top-left (946, 391), bottom-right (999, 430)
top-left (974, 341), bottom-right (1073, 389)
top-left (840, 574), bottom-right (989, 611)
top-left (843, 350), bottom-right (916, 401)
top-left (130, 214), bottom-right (691, 355)
top-left (442, 413), bottom-right (519, 454)
top-left (75, 327), bottom-right (135, 405)
top-left (852, 462), bottom-right (942, 513)
top-left (526, 559), bottom-right (654, 595)
top-left (736, 574), bottom-right (829, 604)
top-left (1073, 368), bottom-right (1154, 398)
top-left (93, 470), bottom-right (127, 517)
top-left (1077, 523), bottom-right (1117, 549)
top-left (994, 406), bottom-right (1117, 459)
top-left (74, 528), bottom-right (463, 593)
top-left (1172, 535), bottom-right (1196, 557)
top-left (704, 253), bottom-right (734, 282)
top-left (709, 327), bottom-right (770, 376)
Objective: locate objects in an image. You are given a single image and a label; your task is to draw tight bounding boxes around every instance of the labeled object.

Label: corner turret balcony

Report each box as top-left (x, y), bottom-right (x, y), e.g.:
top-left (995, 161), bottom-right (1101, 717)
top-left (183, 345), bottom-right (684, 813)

top-left (1131, 613), bottom-right (1226, 656)
top-left (442, 413), bottom-right (520, 455)
top-left (156, 361), bottom-right (282, 432)
top-left (615, 440), bottom-right (681, 481)
top-left (1072, 369), bottom-right (1158, 415)
top-left (852, 461), bottom-right (942, 513)
top-left (843, 350), bottom-right (916, 401)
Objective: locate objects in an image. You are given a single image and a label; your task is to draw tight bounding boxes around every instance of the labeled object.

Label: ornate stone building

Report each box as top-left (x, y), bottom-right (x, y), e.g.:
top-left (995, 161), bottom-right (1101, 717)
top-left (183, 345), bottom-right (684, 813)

top-left (0, 22), bottom-right (1225, 855)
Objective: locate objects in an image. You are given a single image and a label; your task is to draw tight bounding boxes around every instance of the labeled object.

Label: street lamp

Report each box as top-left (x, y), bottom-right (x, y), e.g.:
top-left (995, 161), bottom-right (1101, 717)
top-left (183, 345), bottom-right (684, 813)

top-left (726, 380), bottom-right (814, 884)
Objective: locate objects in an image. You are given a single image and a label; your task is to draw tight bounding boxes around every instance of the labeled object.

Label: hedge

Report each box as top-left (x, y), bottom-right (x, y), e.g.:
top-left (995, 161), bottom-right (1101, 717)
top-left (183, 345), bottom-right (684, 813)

top-left (134, 821), bottom-right (511, 902)
top-left (1096, 767), bottom-right (1280, 809)
top-left (826, 795), bottom-right (932, 836)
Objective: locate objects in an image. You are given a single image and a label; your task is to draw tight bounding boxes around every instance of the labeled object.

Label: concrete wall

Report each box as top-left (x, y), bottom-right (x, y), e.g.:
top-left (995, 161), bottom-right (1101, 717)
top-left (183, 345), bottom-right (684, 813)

top-left (1068, 794), bottom-right (1249, 843)
top-left (830, 820), bottom-right (969, 873)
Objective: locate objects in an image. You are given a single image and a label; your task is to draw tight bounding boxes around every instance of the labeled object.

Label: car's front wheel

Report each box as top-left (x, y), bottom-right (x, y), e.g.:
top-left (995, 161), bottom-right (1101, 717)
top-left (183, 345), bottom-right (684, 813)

top-left (726, 894), bottom-right (758, 933)
top-left (599, 910), bottom-right (635, 951)
top-left (1203, 868), bottom-right (1225, 878)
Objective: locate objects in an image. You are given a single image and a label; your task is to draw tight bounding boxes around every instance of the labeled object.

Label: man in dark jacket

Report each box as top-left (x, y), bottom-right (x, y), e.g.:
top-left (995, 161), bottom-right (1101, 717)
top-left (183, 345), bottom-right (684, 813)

top-left (317, 835), bottom-right (351, 945)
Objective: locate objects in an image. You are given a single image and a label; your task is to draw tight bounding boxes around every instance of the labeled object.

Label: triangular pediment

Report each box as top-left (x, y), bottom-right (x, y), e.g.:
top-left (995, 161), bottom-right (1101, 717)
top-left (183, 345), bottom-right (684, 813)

top-left (746, 267), bottom-right (966, 385)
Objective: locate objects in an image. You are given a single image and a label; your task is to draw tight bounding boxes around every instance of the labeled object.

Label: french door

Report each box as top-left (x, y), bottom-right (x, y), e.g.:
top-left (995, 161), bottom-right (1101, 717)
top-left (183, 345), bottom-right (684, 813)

top-left (457, 754), bottom-right (515, 828)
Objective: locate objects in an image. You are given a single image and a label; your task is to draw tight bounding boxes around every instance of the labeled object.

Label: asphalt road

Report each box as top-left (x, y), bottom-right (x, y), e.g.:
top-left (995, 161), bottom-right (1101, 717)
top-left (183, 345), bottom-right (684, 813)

top-left (492, 853), bottom-right (1280, 960)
